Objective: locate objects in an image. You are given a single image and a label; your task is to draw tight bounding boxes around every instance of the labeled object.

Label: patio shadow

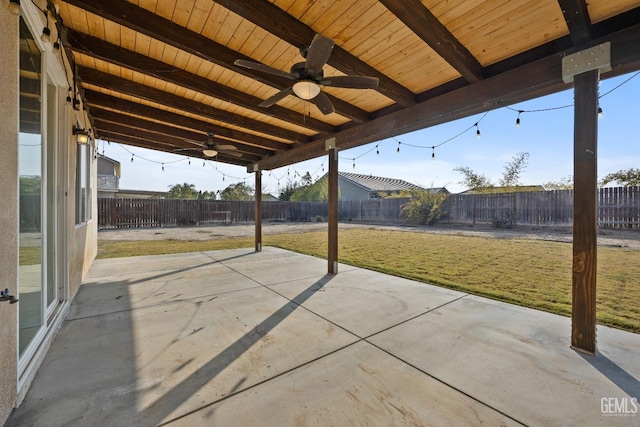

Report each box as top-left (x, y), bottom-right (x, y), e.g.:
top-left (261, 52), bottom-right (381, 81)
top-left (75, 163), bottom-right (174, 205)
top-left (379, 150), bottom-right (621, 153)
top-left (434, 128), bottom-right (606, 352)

top-left (143, 274), bottom-right (335, 425)
top-left (578, 350), bottom-right (640, 399)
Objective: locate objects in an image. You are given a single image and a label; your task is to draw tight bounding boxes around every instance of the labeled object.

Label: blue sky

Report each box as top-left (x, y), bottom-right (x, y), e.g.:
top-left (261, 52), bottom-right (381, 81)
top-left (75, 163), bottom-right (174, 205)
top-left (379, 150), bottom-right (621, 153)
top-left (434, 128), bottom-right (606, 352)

top-left (100, 71), bottom-right (640, 195)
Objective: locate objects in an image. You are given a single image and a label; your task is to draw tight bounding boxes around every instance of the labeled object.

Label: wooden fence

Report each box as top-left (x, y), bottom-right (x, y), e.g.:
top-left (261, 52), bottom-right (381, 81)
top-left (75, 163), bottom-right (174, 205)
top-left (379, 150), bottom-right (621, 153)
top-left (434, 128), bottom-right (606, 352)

top-left (97, 186), bottom-right (640, 230)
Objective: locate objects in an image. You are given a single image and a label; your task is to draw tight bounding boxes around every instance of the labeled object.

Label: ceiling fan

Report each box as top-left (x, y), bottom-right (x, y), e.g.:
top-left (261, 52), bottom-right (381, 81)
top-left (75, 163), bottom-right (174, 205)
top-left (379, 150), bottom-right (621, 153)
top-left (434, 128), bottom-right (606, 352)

top-left (175, 132), bottom-right (242, 158)
top-left (234, 33), bottom-right (379, 115)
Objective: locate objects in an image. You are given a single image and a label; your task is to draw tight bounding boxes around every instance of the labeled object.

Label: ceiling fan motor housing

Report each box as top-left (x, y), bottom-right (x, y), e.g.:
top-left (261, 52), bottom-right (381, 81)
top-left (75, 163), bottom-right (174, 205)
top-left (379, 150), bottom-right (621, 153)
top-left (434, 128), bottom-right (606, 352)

top-left (290, 62), bottom-right (323, 80)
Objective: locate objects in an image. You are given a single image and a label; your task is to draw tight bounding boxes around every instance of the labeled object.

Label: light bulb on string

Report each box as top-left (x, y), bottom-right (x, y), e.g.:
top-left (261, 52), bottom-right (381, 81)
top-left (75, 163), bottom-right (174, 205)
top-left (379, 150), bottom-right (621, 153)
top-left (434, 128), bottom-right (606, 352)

top-left (131, 154), bottom-right (134, 162)
top-left (597, 106), bottom-right (604, 118)
top-left (352, 159), bottom-right (356, 169)
top-left (162, 163), bottom-right (165, 172)
top-left (376, 145), bottom-right (379, 155)
top-left (431, 147), bottom-right (435, 160)
top-left (516, 110), bottom-right (523, 127)
top-left (223, 175), bottom-right (225, 182)
top-left (397, 141), bottom-right (401, 153)
top-left (203, 160), bottom-right (206, 167)
top-left (475, 123), bottom-right (481, 139)
top-left (188, 157), bottom-right (191, 165)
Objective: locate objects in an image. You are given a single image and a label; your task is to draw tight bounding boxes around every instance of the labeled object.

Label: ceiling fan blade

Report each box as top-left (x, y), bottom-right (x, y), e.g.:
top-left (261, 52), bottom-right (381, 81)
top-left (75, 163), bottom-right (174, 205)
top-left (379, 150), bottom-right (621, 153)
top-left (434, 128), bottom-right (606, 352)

top-left (216, 144), bottom-right (238, 151)
top-left (305, 34), bottom-right (334, 76)
top-left (234, 59), bottom-right (296, 80)
top-left (173, 147), bottom-right (200, 152)
top-left (222, 150), bottom-right (243, 158)
top-left (259, 87), bottom-right (294, 107)
top-left (311, 91), bottom-right (335, 115)
top-left (319, 75), bottom-right (379, 89)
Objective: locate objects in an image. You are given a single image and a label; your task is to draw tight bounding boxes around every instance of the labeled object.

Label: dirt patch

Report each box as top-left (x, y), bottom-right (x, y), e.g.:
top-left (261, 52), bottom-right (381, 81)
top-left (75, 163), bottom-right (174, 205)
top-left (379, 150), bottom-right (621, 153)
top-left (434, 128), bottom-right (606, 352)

top-left (98, 222), bottom-right (640, 250)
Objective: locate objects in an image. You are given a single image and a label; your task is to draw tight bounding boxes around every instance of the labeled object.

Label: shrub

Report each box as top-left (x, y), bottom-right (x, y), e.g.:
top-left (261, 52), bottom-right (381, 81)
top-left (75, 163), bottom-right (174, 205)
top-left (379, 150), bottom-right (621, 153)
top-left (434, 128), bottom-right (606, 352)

top-left (401, 190), bottom-right (448, 225)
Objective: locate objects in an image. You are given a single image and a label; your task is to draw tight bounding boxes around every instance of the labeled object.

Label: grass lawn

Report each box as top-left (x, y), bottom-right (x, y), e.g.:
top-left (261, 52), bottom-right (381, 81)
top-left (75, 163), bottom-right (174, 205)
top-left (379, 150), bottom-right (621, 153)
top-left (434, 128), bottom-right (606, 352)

top-left (97, 229), bottom-right (640, 333)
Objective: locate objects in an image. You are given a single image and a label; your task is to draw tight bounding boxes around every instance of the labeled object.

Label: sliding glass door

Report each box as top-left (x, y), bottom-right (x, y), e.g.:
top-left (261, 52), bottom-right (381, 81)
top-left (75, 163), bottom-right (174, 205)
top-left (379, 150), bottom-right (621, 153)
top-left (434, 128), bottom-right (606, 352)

top-left (18, 17), bottom-right (44, 357)
top-left (18, 16), bottom-right (64, 361)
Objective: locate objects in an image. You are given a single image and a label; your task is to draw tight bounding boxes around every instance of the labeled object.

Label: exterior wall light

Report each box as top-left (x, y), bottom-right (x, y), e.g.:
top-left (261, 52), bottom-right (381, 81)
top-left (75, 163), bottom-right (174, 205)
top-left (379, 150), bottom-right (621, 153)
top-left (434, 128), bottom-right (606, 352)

top-left (73, 126), bottom-right (90, 144)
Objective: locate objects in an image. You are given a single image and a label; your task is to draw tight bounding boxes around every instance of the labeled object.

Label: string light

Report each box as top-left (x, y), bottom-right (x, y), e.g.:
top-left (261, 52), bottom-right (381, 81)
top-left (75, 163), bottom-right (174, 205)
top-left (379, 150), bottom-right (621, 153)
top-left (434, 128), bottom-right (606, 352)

top-left (431, 147), bottom-right (435, 159)
top-left (188, 157), bottom-right (191, 165)
top-left (376, 145), bottom-right (379, 155)
top-left (203, 160), bottom-right (206, 167)
top-left (130, 154), bottom-right (134, 162)
top-left (597, 106), bottom-right (604, 118)
top-left (352, 158), bottom-right (356, 169)
top-left (161, 163), bottom-right (165, 172)
top-left (475, 123), bottom-right (481, 138)
top-left (516, 110), bottom-right (523, 127)
top-left (41, 11), bottom-right (51, 43)
top-left (396, 141), bottom-right (401, 153)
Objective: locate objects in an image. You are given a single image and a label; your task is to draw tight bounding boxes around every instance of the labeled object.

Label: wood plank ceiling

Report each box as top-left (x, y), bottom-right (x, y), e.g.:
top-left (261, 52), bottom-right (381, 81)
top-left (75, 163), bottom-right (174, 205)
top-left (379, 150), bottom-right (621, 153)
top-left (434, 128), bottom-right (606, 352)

top-left (51, 0), bottom-right (640, 170)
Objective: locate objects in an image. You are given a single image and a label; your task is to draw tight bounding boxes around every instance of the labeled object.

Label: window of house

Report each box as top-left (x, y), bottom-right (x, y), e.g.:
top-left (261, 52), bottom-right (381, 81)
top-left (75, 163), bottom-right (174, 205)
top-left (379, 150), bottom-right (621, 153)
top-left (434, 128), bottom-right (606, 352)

top-left (75, 140), bottom-right (92, 224)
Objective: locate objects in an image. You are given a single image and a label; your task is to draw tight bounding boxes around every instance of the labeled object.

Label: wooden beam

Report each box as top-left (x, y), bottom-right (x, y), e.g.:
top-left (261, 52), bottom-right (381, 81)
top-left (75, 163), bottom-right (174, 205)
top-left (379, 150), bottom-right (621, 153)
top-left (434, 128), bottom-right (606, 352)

top-left (63, 0), bottom-right (292, 89)
top-left (66, 29), bottom-right (368, 125)
top-left (571, 69), bottom-right (599, 354)
top-left (255, 171), bottom-right (262, 252)
top-left (93, 119), bottom-right (273, 158)
top-left (91, 107), bottom-right (261, 160)
top-left (379, 0), bottom-right (483, 83)
top-left (558, 0), bottom-right (592, 45)
top-left (83, 90), bottom-right (291, 152)
top-left (216, 0), bottom-right (417, 107)
top-left (250, 23), bottom-right (640, 171)
top-left (98, 132), bottom-right (252, 166)
top-left (69, 46), bottom-right (333, 138)
top-left (327, 148), bottom-right (338, 274)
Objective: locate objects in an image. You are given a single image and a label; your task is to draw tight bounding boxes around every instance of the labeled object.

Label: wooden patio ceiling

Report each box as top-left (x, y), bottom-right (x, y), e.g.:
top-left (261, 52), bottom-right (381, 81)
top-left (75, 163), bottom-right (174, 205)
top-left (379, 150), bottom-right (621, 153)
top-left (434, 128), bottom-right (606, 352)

top-left (53, 0), bottom-right (640, 171)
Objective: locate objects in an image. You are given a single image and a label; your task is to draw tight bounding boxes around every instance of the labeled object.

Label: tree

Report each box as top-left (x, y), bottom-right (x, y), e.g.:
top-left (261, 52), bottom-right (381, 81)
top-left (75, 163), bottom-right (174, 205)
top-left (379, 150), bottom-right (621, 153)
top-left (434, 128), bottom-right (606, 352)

top-left (167, 182), bottom-right (197, 199)
top-left (220, 182), bottom-right (253, 200)
top-left (291, 176), bottom-right (329, 201)
top-left (600, 168), bottom-right (640, 187)
top-left (452, 166), bottom-right (493, 192)
top-left (453, 152), bottom-right (530, 192)
top-left (543, 176), bottom-right (573, 190)
top-left (278, 179), bottom-right (300, 201)
top-left (197, 190), bottom-right (217, 200)
top-left (401, 189), bottom-right (448, 225)
top-left (499, 152), bottom-right (530, 188)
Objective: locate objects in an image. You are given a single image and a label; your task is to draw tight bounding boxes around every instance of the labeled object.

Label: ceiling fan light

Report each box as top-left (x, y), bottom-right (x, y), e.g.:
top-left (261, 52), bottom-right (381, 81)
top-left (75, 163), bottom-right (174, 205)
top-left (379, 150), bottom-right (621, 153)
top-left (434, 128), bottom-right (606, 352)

top-left (203, 149), bottom-right (218, 157)
top-left (292, 81), bottom-right (321, 100)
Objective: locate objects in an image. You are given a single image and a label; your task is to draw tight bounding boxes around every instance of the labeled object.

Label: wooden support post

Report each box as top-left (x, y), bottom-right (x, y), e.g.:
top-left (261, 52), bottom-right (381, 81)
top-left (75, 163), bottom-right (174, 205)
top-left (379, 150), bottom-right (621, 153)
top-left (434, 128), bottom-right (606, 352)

top-left (571, 69), bottom-right (599, 354)
top-left (328, 148), bottom-right (339, 274)
top-left (255, 170), bottom-right (262, 252)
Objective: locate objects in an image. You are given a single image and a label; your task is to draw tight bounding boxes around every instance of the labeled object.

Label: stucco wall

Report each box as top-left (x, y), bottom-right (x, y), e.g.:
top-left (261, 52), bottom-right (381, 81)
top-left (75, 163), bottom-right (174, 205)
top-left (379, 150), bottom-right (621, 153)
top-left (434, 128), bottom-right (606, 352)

top-left (0, 3), bottom-right (99, 420)
top-left (338, 176), bottom-right (369, 201)
top-left (67, 116), bottom-right (98, 301)
top-left (0, 6), bottom-right (19, 425)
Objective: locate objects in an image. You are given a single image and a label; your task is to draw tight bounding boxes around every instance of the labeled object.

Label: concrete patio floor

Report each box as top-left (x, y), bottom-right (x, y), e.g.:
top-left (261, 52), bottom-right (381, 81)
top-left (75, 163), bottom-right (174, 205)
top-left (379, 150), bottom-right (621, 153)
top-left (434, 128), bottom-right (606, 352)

top-left (7, 247), bottom-right (639, 426)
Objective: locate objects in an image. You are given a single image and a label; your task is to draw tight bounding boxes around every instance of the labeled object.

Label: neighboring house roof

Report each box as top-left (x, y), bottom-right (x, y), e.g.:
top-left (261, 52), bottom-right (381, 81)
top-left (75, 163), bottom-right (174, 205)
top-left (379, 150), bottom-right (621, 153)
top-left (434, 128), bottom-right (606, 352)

top-left (459, 185), bottom-right (545, 194)
top-left (338, 172), bottom-right (434, 193)
top-left (98, 153), bottom-right (121, 165)
top-left (97, 154), bottom-right (122, 178)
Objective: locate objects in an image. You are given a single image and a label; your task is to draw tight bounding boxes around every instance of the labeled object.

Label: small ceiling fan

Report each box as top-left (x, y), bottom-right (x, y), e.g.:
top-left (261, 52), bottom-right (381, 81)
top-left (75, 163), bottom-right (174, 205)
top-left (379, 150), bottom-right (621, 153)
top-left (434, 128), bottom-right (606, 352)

top-left (175, 132), bottom-right (242, 158)
top-left (234, 33), bottom-right (379, 115)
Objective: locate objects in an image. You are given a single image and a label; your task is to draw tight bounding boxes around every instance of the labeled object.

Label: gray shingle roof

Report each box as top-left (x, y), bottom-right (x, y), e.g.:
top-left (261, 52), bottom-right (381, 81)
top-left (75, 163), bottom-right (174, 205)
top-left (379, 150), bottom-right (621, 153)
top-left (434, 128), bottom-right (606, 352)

top-left (338, 172), bottom-right (424, 192)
